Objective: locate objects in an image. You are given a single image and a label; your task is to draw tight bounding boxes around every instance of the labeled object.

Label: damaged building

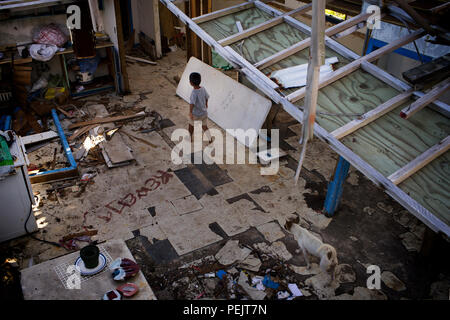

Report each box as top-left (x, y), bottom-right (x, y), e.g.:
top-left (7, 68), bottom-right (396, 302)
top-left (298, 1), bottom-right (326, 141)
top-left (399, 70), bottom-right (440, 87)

top-left (0, 0), bottom-right (449, 302)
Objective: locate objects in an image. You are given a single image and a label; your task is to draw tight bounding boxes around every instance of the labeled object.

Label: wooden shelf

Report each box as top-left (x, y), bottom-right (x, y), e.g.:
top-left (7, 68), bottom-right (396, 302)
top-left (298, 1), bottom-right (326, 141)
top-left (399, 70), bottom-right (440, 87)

top-left (0, 41), bottom-right (114, 65)
top-left (69, 75), bottom-right (115, 98)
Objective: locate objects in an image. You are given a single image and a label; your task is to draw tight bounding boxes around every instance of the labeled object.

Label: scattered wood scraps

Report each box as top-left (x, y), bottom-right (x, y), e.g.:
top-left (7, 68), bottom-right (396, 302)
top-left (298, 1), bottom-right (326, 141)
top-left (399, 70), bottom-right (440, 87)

top-left (68, 111), bottom-right (146, 130)
top-left (125, 55), bottom-right (157, 65)
top-left (120, 129), bottom-right (157, 148)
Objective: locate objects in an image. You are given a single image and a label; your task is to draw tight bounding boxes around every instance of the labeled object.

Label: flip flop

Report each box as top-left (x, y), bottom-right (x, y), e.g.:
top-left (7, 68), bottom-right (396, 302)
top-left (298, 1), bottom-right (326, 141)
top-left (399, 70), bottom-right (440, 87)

top-left (117, 283), bottom-right (139, 298)
top-left (110, 258), bottom-right (140, 281)
top-left (102, 289), bottom-right (122, 300)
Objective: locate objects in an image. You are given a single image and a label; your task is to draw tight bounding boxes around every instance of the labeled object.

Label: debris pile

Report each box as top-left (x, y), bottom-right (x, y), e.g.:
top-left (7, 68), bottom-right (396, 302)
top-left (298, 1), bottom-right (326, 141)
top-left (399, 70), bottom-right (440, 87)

top-left (142, 239), bottom-right (356, 300)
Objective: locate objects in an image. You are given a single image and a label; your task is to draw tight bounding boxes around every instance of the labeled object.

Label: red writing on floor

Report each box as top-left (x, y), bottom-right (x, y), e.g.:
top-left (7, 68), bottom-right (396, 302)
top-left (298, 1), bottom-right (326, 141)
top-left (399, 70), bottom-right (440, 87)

top-left (82, 170), bottom-right (173, 228)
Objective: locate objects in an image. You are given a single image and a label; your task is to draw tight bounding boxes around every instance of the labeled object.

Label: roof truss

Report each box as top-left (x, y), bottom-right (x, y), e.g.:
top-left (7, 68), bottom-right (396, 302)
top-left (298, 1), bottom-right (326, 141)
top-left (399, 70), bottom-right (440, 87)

top-left (159, 0), bottom-right (450, 236)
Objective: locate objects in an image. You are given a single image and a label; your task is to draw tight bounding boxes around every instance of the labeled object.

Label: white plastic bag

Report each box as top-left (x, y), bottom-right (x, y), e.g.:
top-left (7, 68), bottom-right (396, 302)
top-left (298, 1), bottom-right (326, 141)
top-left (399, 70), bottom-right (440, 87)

top-left (29, 44), bottom-right (58, 62)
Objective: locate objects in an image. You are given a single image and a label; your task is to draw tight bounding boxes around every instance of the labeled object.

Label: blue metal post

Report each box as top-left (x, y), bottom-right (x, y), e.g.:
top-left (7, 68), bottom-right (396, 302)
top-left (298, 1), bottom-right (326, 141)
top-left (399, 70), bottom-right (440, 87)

top-left (323, 156), bottom-right (350, 217)
top-left (29, 109), bottom-right (77, 179)
top-left (365, 38), bottom-right (433, 62)
top-left (4, 115), bottom-right (12, 130)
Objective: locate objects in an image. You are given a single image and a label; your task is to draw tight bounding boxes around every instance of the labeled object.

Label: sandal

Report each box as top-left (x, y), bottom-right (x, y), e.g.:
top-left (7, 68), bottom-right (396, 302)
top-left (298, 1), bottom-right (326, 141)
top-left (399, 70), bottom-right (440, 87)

top-left (110, 258), bottom-right (140, 281)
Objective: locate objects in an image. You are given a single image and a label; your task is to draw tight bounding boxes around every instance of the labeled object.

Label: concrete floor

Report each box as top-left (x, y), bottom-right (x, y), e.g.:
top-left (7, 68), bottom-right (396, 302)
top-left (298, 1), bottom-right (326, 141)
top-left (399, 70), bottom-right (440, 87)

top-left (1, 49), bottom-right (449, 300)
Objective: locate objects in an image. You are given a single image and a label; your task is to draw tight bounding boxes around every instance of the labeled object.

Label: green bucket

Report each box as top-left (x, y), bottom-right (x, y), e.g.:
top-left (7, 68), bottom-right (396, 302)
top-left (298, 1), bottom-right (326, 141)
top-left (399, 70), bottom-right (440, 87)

top-left (80, 245), bottom-right (100, 269)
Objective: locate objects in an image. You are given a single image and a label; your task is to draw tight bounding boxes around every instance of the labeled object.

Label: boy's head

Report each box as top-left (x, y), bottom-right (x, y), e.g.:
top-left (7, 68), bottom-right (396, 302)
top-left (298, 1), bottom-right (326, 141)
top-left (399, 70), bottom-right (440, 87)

top-left (189, 72), bottom-right (201, 87)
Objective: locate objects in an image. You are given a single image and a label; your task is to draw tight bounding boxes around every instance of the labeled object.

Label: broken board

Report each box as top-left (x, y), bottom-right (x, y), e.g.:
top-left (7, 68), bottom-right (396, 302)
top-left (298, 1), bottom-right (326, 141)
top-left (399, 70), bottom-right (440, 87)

top-left (176, 57), bottom-right (272, 148)
top-left (87, 104), bottom-right (134, 167)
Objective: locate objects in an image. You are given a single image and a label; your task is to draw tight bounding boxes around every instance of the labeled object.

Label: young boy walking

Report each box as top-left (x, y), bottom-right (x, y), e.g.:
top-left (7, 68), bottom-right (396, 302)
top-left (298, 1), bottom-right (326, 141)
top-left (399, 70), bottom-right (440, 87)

top-left (189, 72), bottom-right (212, 143)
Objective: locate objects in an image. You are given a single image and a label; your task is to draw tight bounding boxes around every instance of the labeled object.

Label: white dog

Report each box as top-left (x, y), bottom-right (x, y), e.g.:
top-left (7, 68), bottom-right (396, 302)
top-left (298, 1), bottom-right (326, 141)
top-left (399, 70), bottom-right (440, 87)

top-left (284, 216), bottom-right (338, 283)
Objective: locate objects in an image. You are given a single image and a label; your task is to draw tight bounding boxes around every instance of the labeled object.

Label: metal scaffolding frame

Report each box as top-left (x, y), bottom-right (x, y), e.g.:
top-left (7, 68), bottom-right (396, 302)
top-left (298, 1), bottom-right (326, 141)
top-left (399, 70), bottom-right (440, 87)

top-left (160, 0), bottom-right (450, 236)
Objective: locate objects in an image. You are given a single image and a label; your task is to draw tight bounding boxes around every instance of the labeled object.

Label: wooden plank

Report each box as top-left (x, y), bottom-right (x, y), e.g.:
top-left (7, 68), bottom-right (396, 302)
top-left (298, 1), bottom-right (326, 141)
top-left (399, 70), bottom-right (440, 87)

top-left (125, 55), bottom-right (157, 65)
top-left (393, 0), bottom-right (436, 36)
top-left (30, 168), bottom-right (79, 185)
top-left (361, 61), bottom-right (411, 92)
top-left (190, 0), bottom-right (202, 59)
top-left (199, 6), bottom-right (273, 42)
top-left (413, 91), bottom-right (450, 118)
top-left (56, 106), bottom-right (74, 119)
top-left (337, 99), bottom-right (449, 226)
top-left (21, 131), bottom-right (58, 145)
top-left (255, 12), bottom-right (369, 69)
top-left (362, 61), bottom-right (450, 118)
top-left (287, 29), bottom-right (425, 103)
top-left (201, 0), bottom-right (212, 64)
top-left (219, 16), bottom-right (283, 46)
top-left (255, 37), bottom-right (311, 70)
top-left (388, 136), bottom-right (450, 185)
top-left (331, 90), bottom-right (414, 139)
top-left (224, 46), bottom-right (279, 90)
top-left (303, 69), bottom-right (401, 133)
top-left (230, 22), bottom-right (311, 66)
top-left (120, 129), bottom-right (157, 148)
top-left (431, 1), bottom-right (450, 14)
top-left (68, 125), bottom-right (98, 142)
top-left (87, 104), bottom-right (135, 167)
top-left (325, 11), bottom-right (372, 36)
top-left (68, 112), bottom-right (146, 129)
top-left (0, 0), bottom-right (69, 10)
top-left (153, 0), bottom-right (162, 58)
top-left (402, 53), bottom-right (450, 85)
top-left (218, 4), bottom-right (312, 46)
top-left (302, 0), bottom-right (325, 141)
top-left (400, 78), bottom-right (450, 119)
top-left (185, 0), bottom-right (192, 60)
top-left (0, 41), bottom-right (113, 67)
top-left (114, 0), bottom-right (130, 93)
top-left (294, 0), bottom-right (326, 184)
top-left (313, 94), bottom-right (450, 236)
top-left (193, 2), bottom-right (254, 24)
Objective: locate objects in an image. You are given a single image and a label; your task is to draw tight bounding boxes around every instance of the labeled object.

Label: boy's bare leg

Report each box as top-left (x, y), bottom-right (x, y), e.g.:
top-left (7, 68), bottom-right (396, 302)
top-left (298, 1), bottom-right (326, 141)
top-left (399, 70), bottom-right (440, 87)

top-left (188, 124), bottom-right (194, 142)
top-left (203, 125), bottom-right (213, 144)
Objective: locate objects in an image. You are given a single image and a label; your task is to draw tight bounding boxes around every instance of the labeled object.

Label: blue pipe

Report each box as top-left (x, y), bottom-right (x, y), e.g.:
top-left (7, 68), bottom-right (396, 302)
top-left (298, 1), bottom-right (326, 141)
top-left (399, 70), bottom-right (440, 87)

top-left (4, 115), bottom-right (11, 131)
top-left (29, 109), bottom-right (77, 178)
top-left (323, 156), bottom-right (350, 217)
top-left (52, 109), bottom-right (76, 168)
